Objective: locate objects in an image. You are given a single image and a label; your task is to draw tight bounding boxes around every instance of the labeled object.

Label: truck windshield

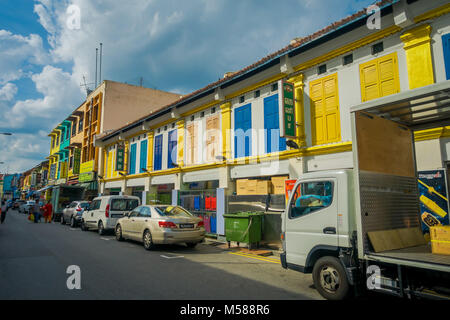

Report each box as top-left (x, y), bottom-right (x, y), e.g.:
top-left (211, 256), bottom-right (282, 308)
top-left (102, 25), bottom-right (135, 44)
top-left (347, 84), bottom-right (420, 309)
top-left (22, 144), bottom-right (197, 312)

top-left (290, 181), bottom-right (333, 218)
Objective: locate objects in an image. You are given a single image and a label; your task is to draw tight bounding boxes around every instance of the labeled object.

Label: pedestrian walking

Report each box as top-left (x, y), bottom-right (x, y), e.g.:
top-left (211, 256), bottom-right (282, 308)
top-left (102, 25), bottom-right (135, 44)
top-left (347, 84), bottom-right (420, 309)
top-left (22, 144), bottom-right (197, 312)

top-left (32, 200), bottom-right (41, 223)
top-left (42, 200), bottom-right (53, 223)
top-left (0, 199), bottom-right (7, 224)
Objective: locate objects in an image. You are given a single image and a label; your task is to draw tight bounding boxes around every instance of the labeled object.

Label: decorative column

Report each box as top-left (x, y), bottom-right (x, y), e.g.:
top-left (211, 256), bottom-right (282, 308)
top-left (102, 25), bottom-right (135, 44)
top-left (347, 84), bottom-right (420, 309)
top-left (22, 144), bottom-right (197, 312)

top-left (147, 131), bottom-right (154, 172)
top-left (289, 73), bottom-right (306, 147)
top-left (220, 102), bottom-right (232, 160)
top-left (400, 24), bottom-right (434, 89)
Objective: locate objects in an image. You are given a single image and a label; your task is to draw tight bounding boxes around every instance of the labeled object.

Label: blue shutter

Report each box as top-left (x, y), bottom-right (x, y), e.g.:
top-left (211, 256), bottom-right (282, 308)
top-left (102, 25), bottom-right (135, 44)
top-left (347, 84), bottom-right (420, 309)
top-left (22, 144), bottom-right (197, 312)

top-left (234, 104), bottom-right (252, 158)
top-left (443, 34), bottom-right (450, 80)
top-left (167, 129), bottom-right (177, 168)
top-left (264, 94), bottom-right (286, 153)
top-left (154, 135), bottom-right (163, 171)
top-left (129, 144), bottom-right (137, 174)
top-left (140, 140), bottom-right (148, 173)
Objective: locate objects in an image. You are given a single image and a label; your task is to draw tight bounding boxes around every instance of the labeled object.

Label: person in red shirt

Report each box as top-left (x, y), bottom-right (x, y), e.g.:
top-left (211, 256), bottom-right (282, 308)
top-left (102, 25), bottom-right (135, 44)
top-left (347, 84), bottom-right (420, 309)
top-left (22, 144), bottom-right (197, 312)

top-left (43, 201), bottom-right (53, 223)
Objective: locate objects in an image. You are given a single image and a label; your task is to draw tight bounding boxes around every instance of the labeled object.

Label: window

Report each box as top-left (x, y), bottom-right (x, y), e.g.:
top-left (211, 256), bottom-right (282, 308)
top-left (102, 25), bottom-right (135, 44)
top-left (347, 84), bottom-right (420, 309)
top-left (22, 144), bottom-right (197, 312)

top-left (155, 206), bottom-right (193, 217)
top-left (71, 122), bottom-right (76, 137)
top-left (200, 111), bottom-right (205, 118)
top-left (318, 64), bottom-right (327, 74)
top-left (289, 181), bottom-right (334, 218)
top-left (154, 134), bottom-right (163, 171)
top-left (206, 115), bottom-right (220, 162)
top-left (66, 127), bottom-right (70, 140)
top-left (271, 83), bottom-right (278, 92)
top-left (140, 206), bottom-right (151, 217)
top-left (190, 115), bottom-right (195, 122)
top-left (139, 140), bottom-right (148, 173)
top-left (129, 143), bottom-right (137, 174)
top-left (443, 33), bottom-right (450, 80)
top-left (359, 52), bottom-right (400, 102)
top-left (239, 96), bottom-right (245, 103)
top-left (264, 94), bottom-right (286, 153)
top-left (89, 200), bottom-right (101, 210)
top-left (186, 123), bottom-right (198, 165)
top-left (343, 54), bottom-right (353, 65)
top-left (211, 107), bottom-right (216, 114)
top-left (254, 90), bottom-right (260, 98)
top-left (167, 129), bottom-right (178, 168)
top-left (372, 42), bottom-right (384, 55)
top-left (78, 118), bottom-right (83, 133)
top-left (309, 73), bottom-right (341, 145)
top-left (129, 207), bottom-right (141, 217)
top-left (110, 199), bottom-right (139, 211)
top-left (234, 104), bottom-right (252, 158)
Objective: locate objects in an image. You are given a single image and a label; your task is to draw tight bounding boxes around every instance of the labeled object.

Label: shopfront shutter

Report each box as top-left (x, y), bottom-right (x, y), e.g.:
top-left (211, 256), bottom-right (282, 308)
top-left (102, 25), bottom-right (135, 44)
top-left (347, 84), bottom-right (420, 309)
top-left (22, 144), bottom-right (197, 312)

top-left (264, 94), bottom-right (286, 153)
top-left (167, 129), bottom-right (177, 169)
top-left (154, 135), bottom-right (163, 171)
top-left (139, 140), bottom-right (148, 173)
top-left (234, 104), bottom-right (252, 158)
top-left (443, 33), bottom-right (450, 80)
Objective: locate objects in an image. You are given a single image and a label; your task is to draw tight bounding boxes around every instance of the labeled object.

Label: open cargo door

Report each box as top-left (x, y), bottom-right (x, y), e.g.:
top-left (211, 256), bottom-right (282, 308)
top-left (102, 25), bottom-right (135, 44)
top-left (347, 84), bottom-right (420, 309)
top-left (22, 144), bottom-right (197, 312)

top-left (351, 80), bottom-right (450, 261)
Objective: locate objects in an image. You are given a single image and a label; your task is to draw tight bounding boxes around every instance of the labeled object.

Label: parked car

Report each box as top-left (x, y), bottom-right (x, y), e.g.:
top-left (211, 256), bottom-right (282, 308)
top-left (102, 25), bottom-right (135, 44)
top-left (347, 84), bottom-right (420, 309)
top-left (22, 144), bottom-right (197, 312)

top-left (81, 195), bottom-right (140, 235)
top-left (19, 200), bottom-right (35, 214)
top-left (61, 201), bottom-right (91, 227)
top-left (13, 200), bottom-right (26, 210)
top-left (115, 205), bottom-right (205, 250)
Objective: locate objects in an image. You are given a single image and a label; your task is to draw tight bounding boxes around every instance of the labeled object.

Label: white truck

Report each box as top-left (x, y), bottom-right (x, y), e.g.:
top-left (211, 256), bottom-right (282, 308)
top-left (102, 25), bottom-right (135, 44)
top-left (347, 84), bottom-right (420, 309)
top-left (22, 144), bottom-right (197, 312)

top-left (281, 80), bottom-right (450, 300)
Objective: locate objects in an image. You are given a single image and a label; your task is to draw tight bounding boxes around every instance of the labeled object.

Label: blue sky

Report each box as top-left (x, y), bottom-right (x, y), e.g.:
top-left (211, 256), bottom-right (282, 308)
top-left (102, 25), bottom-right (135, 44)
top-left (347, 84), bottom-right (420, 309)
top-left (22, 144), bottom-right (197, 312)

top-left (0, 0), bottom-right (375, 173)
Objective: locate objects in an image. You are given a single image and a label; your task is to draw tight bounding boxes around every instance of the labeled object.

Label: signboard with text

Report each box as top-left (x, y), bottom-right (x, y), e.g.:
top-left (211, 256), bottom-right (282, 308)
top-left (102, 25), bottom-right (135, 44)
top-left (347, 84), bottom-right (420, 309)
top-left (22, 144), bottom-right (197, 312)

top-left (278, 80), bottom-right (296, 138)
top-left (116, 144), bottom-right (125, 172)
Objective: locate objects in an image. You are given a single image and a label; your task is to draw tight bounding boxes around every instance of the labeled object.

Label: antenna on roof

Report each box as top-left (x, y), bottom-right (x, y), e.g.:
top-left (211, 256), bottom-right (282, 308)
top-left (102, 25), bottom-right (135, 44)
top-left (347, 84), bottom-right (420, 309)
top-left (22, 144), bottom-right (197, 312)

top-left (80, 75), bottom-right (94, 96)
top-left (99, 43), bottom-right (103, 85)
top-left (140, 77), bottom-right (143, 87)
top-left (95, 47), bottom-right (98, 87)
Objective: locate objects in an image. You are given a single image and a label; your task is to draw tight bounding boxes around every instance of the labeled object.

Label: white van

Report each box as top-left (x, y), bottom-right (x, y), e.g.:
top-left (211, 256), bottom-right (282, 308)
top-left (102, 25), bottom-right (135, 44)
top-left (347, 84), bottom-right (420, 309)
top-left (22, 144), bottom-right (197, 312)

top-left (81, 195), bottom-right (140, 235)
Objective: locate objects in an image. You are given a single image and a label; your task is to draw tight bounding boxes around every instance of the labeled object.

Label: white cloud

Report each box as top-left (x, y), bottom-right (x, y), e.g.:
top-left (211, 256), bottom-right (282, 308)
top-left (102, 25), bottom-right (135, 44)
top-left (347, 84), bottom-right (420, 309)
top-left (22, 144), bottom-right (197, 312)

top-left (0, 83), bottom-right (18, 101)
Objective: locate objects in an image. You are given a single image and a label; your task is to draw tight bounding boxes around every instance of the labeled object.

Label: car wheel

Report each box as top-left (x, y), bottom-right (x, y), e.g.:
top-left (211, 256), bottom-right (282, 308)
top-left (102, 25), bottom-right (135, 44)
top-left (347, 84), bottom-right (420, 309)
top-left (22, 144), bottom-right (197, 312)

top-left (60, 215), bottom-right (65, 225)
top-left (312, 256), bottom-right (351, 300)
top-left (98, 221), bottom-right (105, 235)
top-left (115, 224), bottom-right (124, 241)
top-left (186, 242), bottom-right (198, 248)
top-left (81, 220), bottom-right (88, 231)
top-left (143, 230), bottom-right (154, 250)
top-left (70, 216), bottom-right (76, 228)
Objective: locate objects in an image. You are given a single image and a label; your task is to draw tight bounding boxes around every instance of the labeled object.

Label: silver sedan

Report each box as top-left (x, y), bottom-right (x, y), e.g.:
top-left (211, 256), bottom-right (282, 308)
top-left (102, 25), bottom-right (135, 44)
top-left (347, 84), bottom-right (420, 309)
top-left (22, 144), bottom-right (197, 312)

top-left (115, 205), bottom-right (205, 250)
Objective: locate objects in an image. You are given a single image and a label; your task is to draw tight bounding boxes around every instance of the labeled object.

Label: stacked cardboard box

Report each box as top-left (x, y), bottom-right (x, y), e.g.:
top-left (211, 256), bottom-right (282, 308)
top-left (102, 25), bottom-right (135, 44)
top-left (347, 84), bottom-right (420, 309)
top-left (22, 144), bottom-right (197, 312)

top-left (431, 225), bottom-right (450, 256)
top-left (236, 179), bottom-right (272, 195)
top-left (271, 176), bottom-right (289, 194)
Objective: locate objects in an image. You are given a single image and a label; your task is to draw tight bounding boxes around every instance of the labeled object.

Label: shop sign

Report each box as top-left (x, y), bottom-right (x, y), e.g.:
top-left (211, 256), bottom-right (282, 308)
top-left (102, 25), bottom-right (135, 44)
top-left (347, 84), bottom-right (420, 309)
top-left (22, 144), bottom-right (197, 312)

top-left (73, 148), bottom-right (81, 174)
top-left (116, 144), bottom-right (125, 171)
top-left (80, 160), bottom-right (94, 174)
top-left (79, 172), bottom-right (96, 183)
top-left (278, 80), bottom-right (296, 138)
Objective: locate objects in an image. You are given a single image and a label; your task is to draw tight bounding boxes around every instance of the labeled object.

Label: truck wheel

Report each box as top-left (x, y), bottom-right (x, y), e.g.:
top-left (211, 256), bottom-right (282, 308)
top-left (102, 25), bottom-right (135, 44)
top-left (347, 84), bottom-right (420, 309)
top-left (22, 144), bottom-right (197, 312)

top-left (312, 256), bottom-right (350, 300)
top-left (98, 221), bottom-right (105, 236)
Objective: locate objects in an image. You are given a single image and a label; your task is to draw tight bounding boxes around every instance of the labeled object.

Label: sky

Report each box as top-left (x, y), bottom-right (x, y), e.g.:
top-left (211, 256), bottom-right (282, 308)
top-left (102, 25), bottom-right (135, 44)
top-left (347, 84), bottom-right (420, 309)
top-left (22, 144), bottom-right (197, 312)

top-left (0, 0), bottom-right (375, 173)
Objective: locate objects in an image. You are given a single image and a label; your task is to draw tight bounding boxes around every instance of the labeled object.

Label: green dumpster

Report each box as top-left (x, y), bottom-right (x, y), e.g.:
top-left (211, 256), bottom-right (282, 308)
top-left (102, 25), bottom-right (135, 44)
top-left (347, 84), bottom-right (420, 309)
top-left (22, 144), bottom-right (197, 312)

top-left (223, 212), bottom-right (263, 249)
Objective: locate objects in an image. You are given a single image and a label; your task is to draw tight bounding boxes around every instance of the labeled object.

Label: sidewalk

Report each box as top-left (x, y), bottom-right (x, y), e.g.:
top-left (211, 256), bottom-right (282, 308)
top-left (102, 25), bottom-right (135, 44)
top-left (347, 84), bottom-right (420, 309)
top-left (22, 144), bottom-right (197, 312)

top-left (203, 237), bottom-right (282, 258)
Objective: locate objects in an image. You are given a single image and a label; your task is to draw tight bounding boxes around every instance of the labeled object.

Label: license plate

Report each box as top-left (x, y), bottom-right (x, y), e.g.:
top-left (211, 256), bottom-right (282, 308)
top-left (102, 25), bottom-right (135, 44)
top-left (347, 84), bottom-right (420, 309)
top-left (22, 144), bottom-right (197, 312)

top-left (179, 224), bottom-right (194, 229)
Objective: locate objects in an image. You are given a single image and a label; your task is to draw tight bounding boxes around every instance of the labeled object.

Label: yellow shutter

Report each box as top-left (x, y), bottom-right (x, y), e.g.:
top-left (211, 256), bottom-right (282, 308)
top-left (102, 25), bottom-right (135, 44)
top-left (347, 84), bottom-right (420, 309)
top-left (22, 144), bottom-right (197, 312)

top-left (107, 150), bottom-right (113, 178)
top-left (360, 52), bottom-right (400, 102)
top-left (309, 73), bottom-right (340, 145)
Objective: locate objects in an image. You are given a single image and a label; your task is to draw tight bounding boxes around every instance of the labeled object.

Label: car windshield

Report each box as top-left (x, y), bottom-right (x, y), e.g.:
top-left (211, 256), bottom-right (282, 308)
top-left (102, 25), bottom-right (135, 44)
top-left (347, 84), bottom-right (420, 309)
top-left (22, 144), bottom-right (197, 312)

top-left (110, 199), bottom-right (139, 211)
top-left (79, 203), bottom-right (90, 209)
top-left (155, 206), bottom-right (193, 217)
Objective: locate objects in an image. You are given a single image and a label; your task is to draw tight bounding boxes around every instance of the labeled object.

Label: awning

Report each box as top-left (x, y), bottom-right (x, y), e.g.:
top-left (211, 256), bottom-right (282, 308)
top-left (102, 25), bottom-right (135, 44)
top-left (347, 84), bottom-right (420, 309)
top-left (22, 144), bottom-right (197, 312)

top-left (37, 185), bottom-right (53, 193)
top-left (79, 181), bottom-right (98, 191)
top-left (351, 80), bottom-right (450, 131)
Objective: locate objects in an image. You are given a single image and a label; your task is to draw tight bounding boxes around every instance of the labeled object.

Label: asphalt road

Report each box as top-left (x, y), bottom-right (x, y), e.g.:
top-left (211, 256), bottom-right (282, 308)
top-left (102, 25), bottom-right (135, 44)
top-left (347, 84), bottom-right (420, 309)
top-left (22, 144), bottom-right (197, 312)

top-left (0, 210), bottom-right (322, 300)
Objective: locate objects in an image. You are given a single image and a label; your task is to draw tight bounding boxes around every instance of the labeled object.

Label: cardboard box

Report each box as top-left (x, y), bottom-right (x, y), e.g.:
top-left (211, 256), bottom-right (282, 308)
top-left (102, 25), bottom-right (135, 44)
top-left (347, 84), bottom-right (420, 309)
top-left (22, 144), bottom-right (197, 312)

top-left (236, 179), bottom-right (248, 195)
top-left (246, 180), bottom-right (258, 195)
top-left (256, 180), bottom-right (272, 195)
top-left (431, 225), bottom-right (450, 256)
top-left (271, 176), bottom-right (289, 194)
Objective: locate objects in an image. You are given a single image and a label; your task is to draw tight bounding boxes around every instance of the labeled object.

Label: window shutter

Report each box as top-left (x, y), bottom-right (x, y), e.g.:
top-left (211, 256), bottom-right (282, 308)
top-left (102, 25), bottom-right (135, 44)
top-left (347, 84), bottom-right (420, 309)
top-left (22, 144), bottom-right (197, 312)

top-left (234, 104), bottom-right (252, 158)
top-left (139, 140), bottom-right (148, 173)
top-left (154, 135), bottom-right (163, 171)
top-left (442, 34), bottom-right (450, 80)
